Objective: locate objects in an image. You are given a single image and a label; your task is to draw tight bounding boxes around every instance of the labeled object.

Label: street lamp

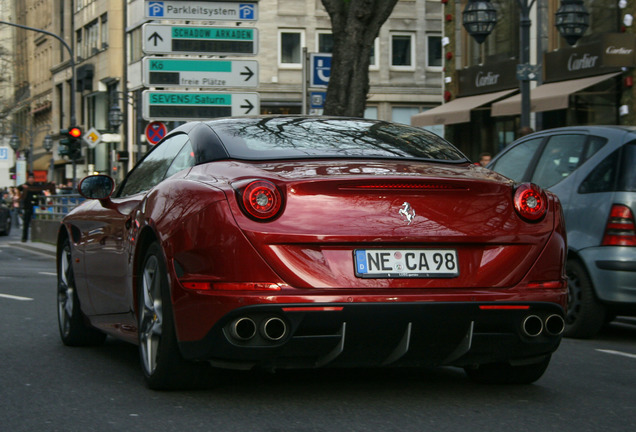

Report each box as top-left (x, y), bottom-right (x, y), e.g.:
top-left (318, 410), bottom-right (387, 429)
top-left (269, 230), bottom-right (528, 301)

top-left (462, 0), bottom-right (589, 130)
top-left (462, 0), bottom-right (497, 44)
top-left (42, 134), bottom-right (53, 152)
top-left (109, 91), bottom-right (143, 166)
top-left (555, 0), bottom-right (590, 46)
top-left (108, 103), bottom-right (124, 130)
top-left (9, 135), bottom-right (20, 152)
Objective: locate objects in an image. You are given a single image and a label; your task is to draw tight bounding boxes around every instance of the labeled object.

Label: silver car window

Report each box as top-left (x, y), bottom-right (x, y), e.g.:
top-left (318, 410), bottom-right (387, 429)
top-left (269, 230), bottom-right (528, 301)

top-left (531, 134), bottom-right (587, 188)
top-left (490, 138), bottom-right (542, 182)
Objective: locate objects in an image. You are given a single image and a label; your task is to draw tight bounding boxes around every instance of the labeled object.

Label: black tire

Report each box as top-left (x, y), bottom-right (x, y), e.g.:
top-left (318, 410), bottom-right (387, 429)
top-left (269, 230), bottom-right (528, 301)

top-left (564, 259), bottom-right (605, 339)
top-left (57, 237), bottom-right (107, 346)
top-left (138, 242), bottom-right (212, 390)
top-left (464, 355), bottom-right (552, 385)
top-left (0, 212), bottom-right (10, 236)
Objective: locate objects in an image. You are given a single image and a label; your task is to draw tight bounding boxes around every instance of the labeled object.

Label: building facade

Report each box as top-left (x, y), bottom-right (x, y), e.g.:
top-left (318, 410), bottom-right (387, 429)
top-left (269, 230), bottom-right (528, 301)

top-left (4, 0), bottom-right (446, 186)
top-left (412, 0), bottom-right (636, 162)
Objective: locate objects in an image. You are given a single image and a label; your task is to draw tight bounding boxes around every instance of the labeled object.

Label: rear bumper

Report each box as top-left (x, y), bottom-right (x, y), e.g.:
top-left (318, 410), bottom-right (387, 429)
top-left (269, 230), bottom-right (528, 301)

top-left (178, 302), bottom-right (564, 370)
top-left (579, 246), bottom-right (636, 304)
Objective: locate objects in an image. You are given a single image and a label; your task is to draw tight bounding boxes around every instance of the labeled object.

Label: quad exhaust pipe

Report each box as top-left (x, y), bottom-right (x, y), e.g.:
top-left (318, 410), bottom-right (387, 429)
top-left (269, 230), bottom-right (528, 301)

top-left (521, 314), bottom-right (565, 337)
top-left (228, 316), bottom-right (288, 343)
top-left (260, 317), bottom-right (287, 341)
top-left (229, 317), bottom-right (257, 341)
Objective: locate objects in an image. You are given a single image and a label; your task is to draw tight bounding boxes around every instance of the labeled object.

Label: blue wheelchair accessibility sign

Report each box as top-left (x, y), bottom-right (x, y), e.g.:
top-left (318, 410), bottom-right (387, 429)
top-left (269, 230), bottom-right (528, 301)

top-left (310, 54), bottom-right (332, 88)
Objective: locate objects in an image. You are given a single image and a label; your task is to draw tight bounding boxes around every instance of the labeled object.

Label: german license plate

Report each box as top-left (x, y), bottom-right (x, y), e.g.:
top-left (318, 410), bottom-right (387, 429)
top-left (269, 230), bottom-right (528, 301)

top-left (354, 249), bottom-right (459, 278)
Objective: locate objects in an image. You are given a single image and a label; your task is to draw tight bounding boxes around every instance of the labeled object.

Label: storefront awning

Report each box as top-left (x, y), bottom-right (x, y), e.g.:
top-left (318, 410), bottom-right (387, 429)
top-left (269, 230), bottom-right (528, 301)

top-left (411, 89), bottom-right (517, 126)
top-left (491, 72), bottom-right (621, 117)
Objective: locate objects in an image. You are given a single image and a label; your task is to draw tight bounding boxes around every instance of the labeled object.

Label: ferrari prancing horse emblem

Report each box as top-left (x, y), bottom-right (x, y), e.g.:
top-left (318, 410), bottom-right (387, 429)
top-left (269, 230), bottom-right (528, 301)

top-left (398, 202), bottom-right (416, 225)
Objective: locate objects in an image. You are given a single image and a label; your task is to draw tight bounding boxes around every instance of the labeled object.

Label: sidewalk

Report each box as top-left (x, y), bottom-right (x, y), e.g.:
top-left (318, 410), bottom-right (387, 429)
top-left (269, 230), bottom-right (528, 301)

top-left (5, 227), bottom-right (56, 258)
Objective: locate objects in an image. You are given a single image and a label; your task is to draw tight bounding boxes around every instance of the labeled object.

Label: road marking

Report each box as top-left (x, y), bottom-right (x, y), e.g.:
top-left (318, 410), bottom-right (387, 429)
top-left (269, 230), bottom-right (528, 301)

top-left (0, 293), bottom-right (34, 301)
top-left (39, 272), bottom-right (57, 276)
top-left (596, 349), bottom-right (636, 360)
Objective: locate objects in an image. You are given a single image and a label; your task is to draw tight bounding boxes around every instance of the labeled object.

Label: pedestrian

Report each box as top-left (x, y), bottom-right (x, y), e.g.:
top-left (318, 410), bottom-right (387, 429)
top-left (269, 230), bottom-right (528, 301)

top-left (17, 173), bottom-right (43, 242)
top-left (477, 152), bottom-right (492, 167)
top-left (9, 187), bottom-right (21, 228)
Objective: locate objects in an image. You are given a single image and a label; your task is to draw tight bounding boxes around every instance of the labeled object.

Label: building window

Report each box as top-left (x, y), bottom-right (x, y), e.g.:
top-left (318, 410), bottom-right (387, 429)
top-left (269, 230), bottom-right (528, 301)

top-left (391, 33), bottom-right (415, 70)
top-left (317, 32), bottom-right (333, 53)
top-left (129, 27), bottom-right (143, 64)
top-left (86, 20), bottom-right (99, 56)
top-left (426, 35), bottom-right (442, 68)
top-left (76, 29), bottom-right (83, 59)
top-left (100, 14), bottom-right (108, 49)
top-left (279, 30), bottom-right (304, 68)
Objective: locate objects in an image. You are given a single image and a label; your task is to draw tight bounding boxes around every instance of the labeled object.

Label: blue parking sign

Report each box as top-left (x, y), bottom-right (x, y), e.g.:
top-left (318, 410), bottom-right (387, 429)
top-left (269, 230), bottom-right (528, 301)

top-left (239, 4), bottom-right (255, 20)
top-left (148, 1), bottom-right (164, 17)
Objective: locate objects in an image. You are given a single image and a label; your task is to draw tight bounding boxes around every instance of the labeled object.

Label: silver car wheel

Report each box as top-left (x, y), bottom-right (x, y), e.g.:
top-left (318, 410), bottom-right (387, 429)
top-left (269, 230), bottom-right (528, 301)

top-left (57, 243), bottom-right (74, 337)
top-left (139, 254), bottom-right (163, 376)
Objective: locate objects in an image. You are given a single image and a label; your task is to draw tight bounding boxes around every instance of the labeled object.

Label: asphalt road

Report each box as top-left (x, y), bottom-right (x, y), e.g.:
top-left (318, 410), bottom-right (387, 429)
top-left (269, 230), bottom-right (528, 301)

top-left (1, 228), bottom-right (636, 432)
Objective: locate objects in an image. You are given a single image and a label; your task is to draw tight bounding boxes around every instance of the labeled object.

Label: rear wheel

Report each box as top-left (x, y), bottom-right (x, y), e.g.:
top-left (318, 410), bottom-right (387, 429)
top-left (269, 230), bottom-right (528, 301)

top-left (138, 242), bottom-right (212, 390)
top-left (57, 237), bottom-right (106, 346)
top-left (0, 212), bottom-right (10, 236)
top-left (464, 355), bottom-right (551, 385)
top-left (565, 259), bottom-right (605, 339)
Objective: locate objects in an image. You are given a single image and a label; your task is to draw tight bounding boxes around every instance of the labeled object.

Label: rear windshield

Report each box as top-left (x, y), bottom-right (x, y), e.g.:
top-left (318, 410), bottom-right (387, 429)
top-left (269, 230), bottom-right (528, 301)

top-left (206, 117), bottom-right (468, 162)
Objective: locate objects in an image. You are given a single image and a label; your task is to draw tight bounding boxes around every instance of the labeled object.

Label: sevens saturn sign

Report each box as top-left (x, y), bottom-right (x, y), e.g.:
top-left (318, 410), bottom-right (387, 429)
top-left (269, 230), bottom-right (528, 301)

top-left (142, 24), bottom-right (258, 56)
top-left (142, 91), bottom-right (259, 121)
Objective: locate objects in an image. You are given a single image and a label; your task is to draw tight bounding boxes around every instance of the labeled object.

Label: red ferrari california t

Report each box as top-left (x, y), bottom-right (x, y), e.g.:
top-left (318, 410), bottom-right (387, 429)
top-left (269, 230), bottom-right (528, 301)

top-left (57, 116), bottom-right (567, 389)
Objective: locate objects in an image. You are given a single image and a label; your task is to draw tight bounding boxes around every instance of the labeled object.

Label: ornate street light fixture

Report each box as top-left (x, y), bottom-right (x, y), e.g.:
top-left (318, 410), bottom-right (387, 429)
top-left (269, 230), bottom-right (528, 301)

top-left (9, 135), bottom-right (20, 152)
top-left (462, 0), bottom-right (497, 44)
top-left (108, 103), bottom-right (124, 130)
top-left (43, 134), bottom-right (53, 152)
top-left (555, 0), bottom-right (590, 46)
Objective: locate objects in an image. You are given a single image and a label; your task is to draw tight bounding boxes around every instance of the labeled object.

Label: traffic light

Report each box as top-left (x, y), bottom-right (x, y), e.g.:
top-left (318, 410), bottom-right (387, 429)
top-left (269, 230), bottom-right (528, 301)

top-left (58, 127), bottom-right (83, 160)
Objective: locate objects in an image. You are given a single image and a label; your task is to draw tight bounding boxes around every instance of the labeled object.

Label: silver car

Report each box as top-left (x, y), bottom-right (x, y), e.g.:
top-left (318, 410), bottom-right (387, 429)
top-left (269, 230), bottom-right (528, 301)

top-left (488, 126), bottom-right (636, 338)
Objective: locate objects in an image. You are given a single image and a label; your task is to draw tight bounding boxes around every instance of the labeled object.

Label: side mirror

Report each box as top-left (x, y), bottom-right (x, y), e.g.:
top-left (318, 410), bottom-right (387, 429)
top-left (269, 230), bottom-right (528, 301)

top-left (78, 175), bottom-right (115, 202)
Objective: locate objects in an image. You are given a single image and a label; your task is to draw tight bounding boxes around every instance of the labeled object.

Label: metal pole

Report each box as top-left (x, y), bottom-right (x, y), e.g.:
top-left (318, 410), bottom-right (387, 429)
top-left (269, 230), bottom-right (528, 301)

top-left (518, 0), bottom-right (536, 130)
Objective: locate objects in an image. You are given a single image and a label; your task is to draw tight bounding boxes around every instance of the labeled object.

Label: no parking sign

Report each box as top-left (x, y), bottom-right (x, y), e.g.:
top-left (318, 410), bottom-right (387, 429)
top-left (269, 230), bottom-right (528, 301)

top-left (145, 121), bottom-right (167, 145)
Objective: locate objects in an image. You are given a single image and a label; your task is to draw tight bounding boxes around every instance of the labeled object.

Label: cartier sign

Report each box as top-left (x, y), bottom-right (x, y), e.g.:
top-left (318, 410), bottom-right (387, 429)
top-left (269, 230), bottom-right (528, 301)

top-left (458, 60), bottom-right (517, 97)
top-left (545, 33), bottom-right (635, 83)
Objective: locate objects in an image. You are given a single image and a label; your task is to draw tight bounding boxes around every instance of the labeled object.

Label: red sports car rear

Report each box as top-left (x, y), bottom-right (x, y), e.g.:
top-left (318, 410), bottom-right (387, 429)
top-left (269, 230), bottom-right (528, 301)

top-left (57, 117), bottom-right (566, 389)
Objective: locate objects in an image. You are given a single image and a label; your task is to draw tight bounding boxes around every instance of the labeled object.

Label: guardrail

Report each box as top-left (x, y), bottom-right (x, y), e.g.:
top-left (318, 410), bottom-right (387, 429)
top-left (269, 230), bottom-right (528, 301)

top-left (35, 194), bottom-right (85, 221)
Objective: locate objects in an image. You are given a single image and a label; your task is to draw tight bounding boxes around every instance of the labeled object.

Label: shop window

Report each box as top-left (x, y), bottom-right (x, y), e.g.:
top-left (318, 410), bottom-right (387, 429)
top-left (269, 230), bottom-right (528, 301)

top-left (392, 107), bottom-right (420, 125)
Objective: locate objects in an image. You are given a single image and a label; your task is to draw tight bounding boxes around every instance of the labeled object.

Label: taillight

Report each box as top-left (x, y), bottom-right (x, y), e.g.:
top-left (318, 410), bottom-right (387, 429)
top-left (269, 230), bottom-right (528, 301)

top-left (238, 180), bottom-right (283, 221)
top-left (514, 183), bottom-right (547, 222)
top-left (602, 204), bottom-right (636, 246)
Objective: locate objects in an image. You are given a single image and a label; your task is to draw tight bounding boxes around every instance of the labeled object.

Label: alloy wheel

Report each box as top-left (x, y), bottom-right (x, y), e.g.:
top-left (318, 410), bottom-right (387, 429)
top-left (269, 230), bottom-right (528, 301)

top-left (139, 254), bottom-right (164, 375)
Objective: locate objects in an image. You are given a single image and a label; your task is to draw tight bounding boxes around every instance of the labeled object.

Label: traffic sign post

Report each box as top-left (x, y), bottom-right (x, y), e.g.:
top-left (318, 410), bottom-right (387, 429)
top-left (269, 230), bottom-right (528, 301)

top-left (145, 1), bottom-right (258, 21)
top-left (142, 24), bottom-right (258, 56)
top-left (143, 58), bottom-right (258, 88)
top-left (143, 91), bottom-right (259, 121)
top-left (145, 122), bottom-right (168, 145)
